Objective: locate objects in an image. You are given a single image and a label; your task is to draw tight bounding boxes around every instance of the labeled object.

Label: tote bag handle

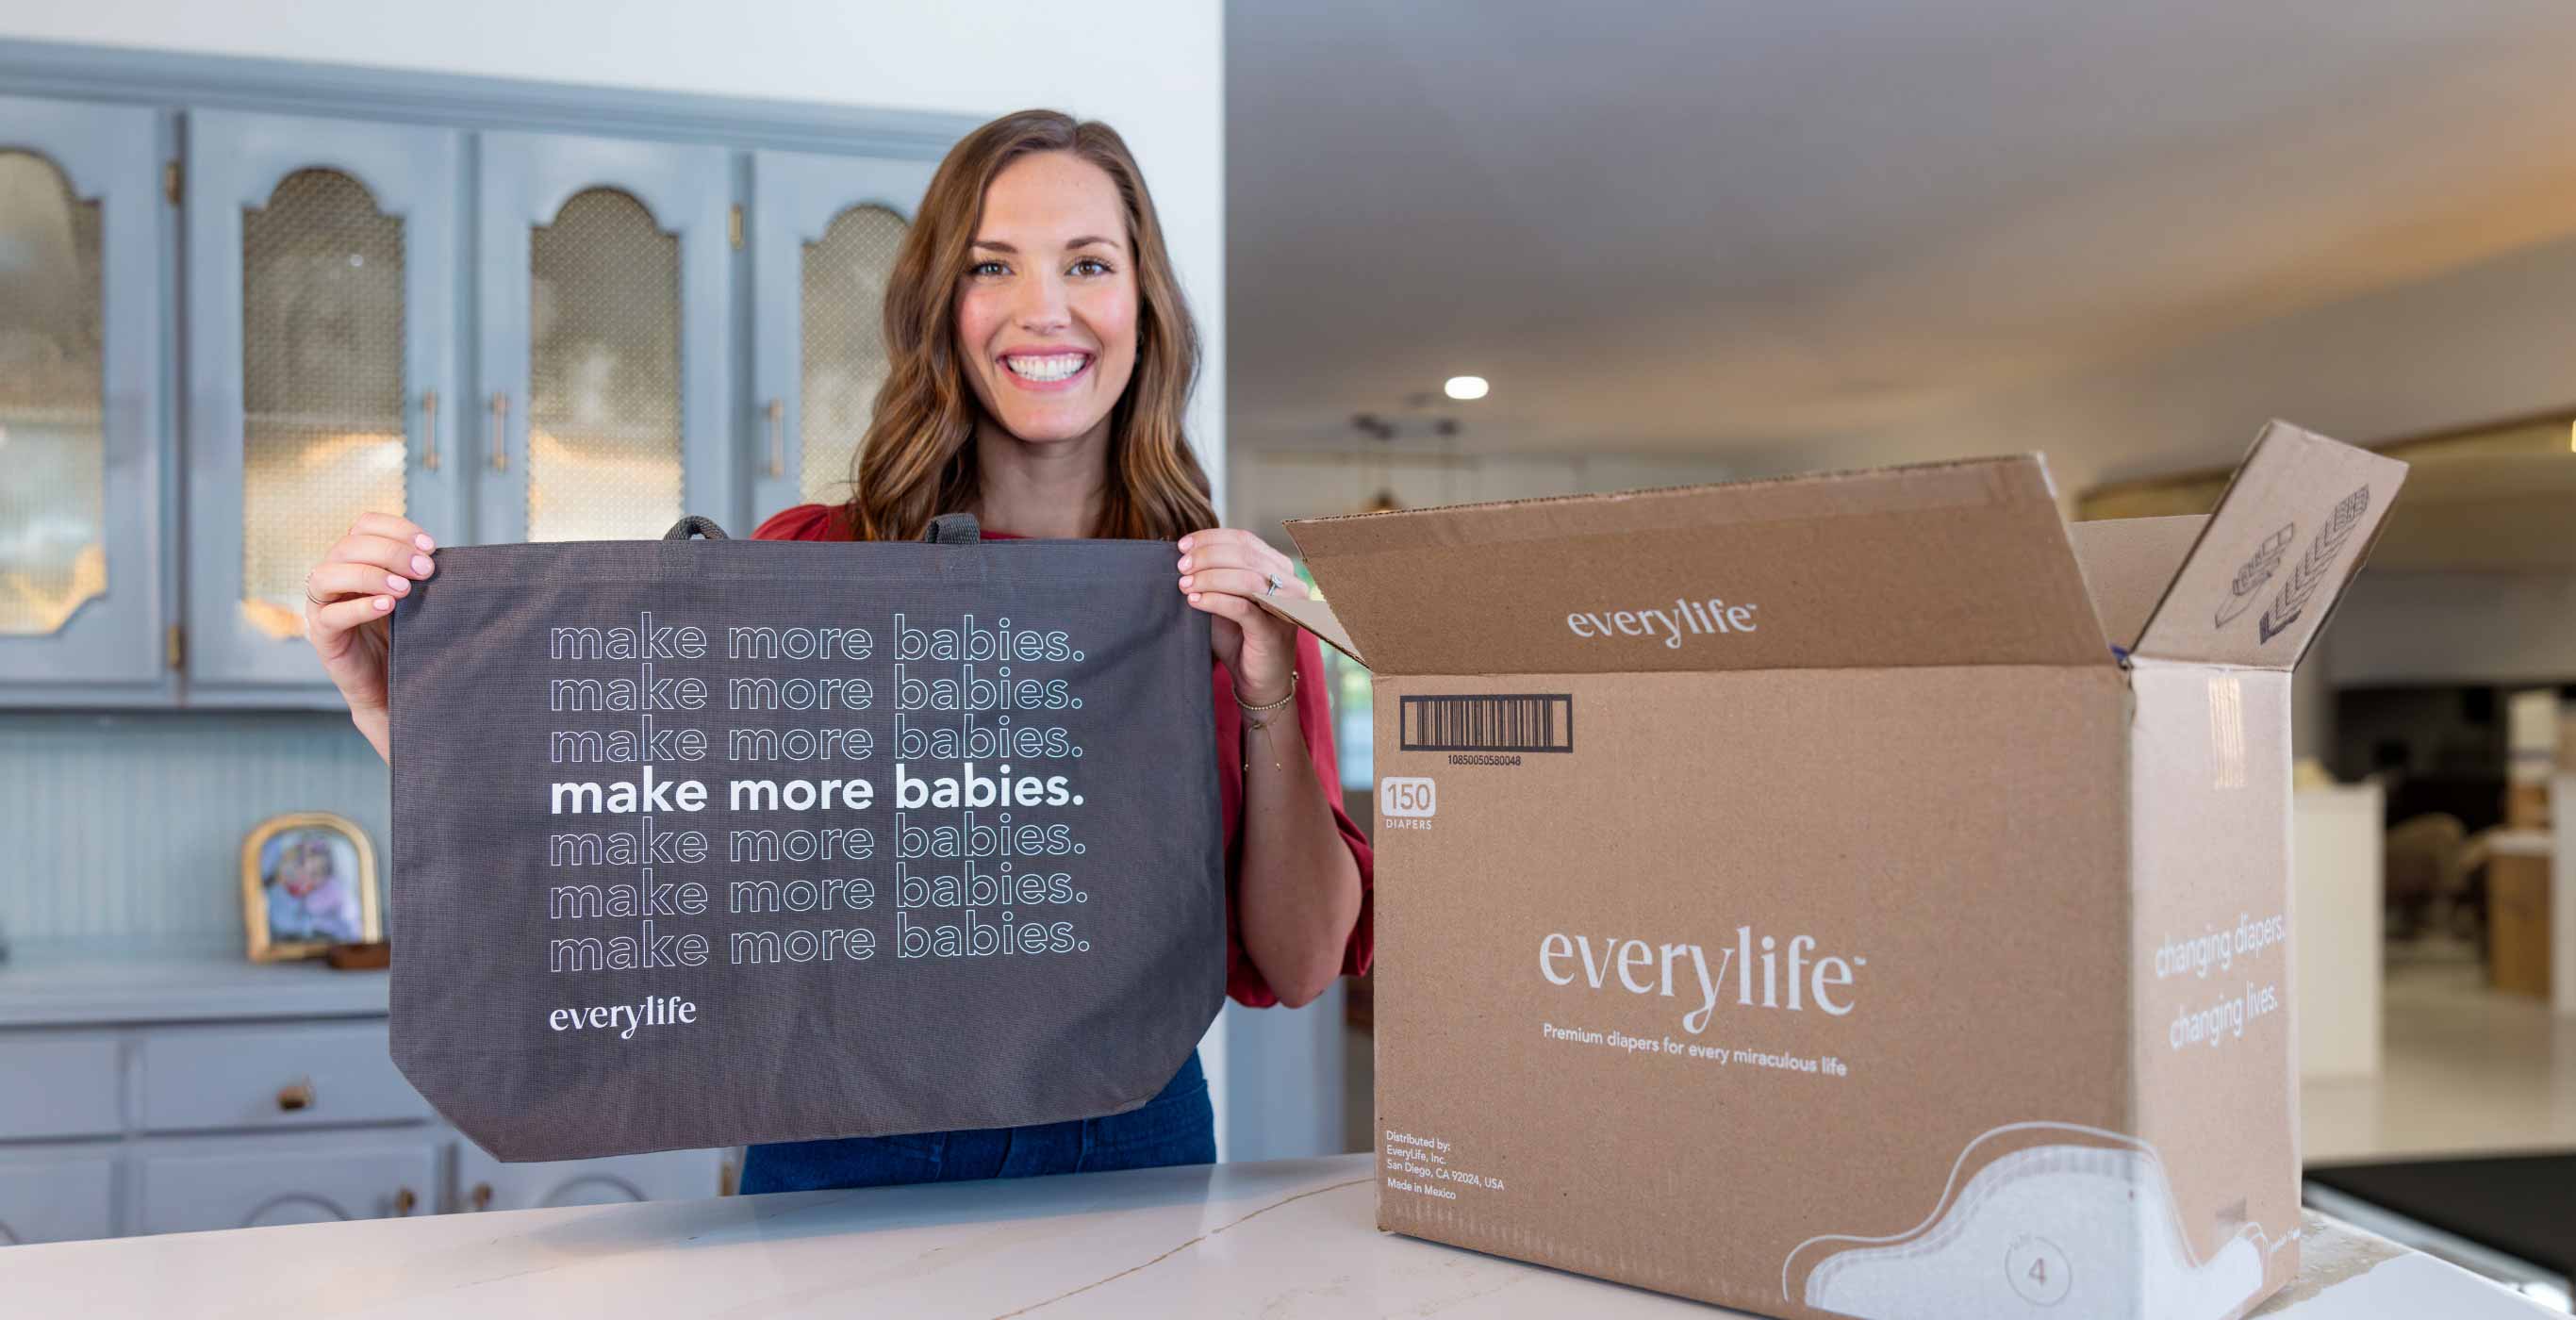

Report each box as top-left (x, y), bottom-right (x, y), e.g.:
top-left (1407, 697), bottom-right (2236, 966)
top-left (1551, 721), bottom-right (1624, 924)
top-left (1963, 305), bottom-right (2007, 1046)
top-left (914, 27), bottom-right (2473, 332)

top-left (923, 513), bottom-right (982, 544)
top-left (659, 512), bottom-right (978, 543)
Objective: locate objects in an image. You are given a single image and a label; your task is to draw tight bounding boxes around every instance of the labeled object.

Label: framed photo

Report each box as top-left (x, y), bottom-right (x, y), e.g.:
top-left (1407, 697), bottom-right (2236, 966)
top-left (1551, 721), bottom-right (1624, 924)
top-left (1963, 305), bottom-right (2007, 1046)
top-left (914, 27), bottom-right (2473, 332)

top-left (241, 812), bottom-right (383, 962)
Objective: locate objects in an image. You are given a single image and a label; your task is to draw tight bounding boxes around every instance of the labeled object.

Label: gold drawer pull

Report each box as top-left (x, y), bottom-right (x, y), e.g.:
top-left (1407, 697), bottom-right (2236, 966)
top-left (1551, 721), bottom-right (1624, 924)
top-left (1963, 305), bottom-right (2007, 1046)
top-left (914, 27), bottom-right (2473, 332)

top-left (421, 390), bottom-right (440, 471)
top-left (394, 1187), bottom-right (417, 1216)
top-left (275, 1080), bottom-right (314, 1113)
top-left (489, 391), bottom-right (510, 472)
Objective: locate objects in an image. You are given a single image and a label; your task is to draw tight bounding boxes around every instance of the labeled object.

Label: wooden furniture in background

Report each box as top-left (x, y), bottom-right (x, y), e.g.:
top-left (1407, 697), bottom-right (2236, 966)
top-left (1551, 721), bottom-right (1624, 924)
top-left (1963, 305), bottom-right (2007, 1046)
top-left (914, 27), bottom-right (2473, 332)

top-left (2488, 834), bottom-right (2553, 999)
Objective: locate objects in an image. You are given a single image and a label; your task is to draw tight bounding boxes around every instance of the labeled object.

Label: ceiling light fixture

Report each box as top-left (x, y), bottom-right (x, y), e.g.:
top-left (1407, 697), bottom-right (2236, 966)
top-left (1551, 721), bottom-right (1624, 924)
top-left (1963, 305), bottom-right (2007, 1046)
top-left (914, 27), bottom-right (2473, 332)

top-left (1444, 375), bottom-right (1489, 401)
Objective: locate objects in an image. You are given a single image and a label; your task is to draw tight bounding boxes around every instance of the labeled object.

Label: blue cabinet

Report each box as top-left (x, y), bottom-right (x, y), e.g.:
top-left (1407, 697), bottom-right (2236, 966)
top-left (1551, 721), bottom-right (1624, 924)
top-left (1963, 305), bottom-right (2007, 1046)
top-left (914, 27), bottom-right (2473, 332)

top-left (475, 133), bottom-right (734, 541)
top-left (0, 60), bottom-right (964, 709)
top-left (0, 96), bottom-right (174, 702)
top-left (181, 110), bottom-right (463, 700)
top-left (748, 150), bottom-right (935, 525)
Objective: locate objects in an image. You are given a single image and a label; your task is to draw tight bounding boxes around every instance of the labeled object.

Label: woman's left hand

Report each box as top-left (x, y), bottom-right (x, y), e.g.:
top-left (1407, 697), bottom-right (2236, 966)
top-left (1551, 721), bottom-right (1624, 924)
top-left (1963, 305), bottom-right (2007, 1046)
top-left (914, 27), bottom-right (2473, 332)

top-left (1177, 528), bottom-right (1307, 705)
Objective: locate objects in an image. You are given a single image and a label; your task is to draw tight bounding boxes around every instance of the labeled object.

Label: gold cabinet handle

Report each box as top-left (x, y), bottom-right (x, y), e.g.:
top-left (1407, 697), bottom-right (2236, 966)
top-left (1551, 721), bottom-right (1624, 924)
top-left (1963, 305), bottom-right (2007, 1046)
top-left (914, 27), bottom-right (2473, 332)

top-left (421, 390), bottom-right (440, 471)
top-left (766, 399), bottom-right (785, 479)
top-left (394, 1187), bottom-right (417, 1216)
top-left (275, 1080), bottom-right (314, 1113)
top-left (488, 391), bottom-right (510, 472)
top-left (471, 1182), bottom-right (493, 1212)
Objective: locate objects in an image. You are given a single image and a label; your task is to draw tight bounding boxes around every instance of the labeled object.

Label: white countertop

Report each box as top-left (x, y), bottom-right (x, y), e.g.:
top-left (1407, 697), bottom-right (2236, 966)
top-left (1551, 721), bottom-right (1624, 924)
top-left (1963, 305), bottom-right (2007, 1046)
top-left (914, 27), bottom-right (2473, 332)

top-left (0, 1154), bottom-right (2548, 1318)
top-left (0, 955), bottom-right (388, 1027)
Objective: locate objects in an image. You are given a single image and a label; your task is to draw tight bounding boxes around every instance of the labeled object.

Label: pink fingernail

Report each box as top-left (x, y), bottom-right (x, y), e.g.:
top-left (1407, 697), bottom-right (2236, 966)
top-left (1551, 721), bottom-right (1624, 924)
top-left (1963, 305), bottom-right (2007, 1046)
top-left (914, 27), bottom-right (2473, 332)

top-left (415, 534), bottom-right (436, 552)
top-left (411, 554), bottom-right (434, 576)
top-left (373, 597), bottom-right (392, 612)
top-left (1180, 575), bottom-right (1194, 588)
top-left (386, 573), bottom-right (405, 591)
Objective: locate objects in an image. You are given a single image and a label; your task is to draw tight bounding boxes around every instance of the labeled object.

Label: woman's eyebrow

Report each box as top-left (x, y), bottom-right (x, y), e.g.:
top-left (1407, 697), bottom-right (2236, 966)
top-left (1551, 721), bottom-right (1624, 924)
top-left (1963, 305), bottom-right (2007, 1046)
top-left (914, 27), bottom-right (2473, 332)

top-left (971, 236), bottom-right (1124, 254)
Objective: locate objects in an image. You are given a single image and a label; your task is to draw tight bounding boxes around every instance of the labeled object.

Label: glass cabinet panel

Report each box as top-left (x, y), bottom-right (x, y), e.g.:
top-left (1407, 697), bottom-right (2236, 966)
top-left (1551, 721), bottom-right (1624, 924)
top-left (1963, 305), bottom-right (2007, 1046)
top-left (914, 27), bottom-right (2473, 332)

top-left (238, 169), bottom-right (407, 639)
top-left (748, 151), bottom-right (934, 525)
top-left (0, 149), bottom-right (107, 636)
top-left (526, 188), bottom-right (684, 542)
top-left (184, 108), bottom-right (458, 697)
top-left (798, 204), bottom-right (907, 506)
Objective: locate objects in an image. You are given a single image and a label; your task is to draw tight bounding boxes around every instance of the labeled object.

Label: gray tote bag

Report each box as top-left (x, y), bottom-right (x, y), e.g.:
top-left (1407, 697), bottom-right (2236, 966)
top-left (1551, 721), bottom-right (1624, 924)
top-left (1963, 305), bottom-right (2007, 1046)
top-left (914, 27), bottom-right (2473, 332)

top-left (387, 514), bottom-right (1224, 1162)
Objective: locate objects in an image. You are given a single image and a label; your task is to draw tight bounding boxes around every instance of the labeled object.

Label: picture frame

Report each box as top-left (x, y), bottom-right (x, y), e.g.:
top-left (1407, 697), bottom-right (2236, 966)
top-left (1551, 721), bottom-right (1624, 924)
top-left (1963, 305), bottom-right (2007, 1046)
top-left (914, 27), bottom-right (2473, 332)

top-left (241, 812), bottom-right (383, 962)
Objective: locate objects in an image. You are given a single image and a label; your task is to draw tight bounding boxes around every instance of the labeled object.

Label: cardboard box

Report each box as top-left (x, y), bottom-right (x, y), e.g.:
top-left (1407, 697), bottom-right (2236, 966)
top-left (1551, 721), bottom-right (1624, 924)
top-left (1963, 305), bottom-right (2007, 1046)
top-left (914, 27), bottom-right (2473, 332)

top-left (1265, 421), bottom-right (2405, 1320)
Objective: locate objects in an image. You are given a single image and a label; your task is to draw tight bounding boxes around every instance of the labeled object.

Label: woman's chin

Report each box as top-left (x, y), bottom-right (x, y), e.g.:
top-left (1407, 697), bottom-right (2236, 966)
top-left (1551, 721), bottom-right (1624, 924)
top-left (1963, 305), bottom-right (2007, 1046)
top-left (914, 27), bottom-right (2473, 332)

top-left (991, 408), bottom-right (1111, 446)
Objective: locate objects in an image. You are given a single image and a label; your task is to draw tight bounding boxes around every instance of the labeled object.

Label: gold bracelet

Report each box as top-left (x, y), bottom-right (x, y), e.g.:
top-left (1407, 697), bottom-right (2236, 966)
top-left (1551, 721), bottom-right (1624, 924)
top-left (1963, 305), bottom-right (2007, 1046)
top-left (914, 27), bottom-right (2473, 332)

top-left (1236, 670), bottom-right (1296, 773)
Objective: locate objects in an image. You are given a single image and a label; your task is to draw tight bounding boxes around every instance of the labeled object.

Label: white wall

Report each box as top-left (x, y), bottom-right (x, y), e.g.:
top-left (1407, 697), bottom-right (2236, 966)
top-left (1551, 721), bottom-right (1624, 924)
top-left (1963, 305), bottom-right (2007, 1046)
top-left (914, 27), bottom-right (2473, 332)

top-left (0, 0), bottom-right (1229, 497)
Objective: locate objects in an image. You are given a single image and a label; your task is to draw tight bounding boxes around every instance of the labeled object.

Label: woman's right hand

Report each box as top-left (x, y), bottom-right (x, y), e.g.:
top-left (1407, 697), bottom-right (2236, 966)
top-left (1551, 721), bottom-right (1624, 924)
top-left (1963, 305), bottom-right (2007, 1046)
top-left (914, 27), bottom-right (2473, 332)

top-left (302, 512), bottom-right (438, 761)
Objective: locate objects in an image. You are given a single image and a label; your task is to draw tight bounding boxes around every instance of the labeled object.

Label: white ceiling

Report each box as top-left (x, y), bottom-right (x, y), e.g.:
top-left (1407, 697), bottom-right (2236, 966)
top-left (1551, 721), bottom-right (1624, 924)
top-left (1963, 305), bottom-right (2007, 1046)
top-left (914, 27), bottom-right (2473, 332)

top-left (1226, 1), bottom-right (2576, 458)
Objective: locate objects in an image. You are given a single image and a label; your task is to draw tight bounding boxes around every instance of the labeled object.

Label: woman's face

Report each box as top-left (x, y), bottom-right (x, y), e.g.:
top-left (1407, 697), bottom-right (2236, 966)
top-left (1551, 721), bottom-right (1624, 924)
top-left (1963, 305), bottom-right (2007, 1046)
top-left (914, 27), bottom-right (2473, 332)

top-left (954, 151), bottom-right (1139, 446)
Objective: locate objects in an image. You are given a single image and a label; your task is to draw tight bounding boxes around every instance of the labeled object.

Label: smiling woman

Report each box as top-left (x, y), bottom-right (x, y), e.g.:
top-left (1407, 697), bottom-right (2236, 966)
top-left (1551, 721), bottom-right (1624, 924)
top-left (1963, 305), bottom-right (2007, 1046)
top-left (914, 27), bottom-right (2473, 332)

top-left (300, 107), bottom-right (1375, 1200)
top-left (838, 111), bottom-right (1209, 545)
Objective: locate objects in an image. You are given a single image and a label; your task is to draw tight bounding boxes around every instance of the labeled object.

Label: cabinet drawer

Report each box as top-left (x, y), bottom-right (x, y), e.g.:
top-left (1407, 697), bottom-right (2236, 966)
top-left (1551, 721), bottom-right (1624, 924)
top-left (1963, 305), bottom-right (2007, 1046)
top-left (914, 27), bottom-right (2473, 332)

top-left (139, 1022), bottom-right (432, 1132)
top-left (0, 1033), bottom-right (123, 1139)
top-left (140, 1142), bottom-right (434, 1235)
top-left (0, 1154), bottom-right (117, 1246)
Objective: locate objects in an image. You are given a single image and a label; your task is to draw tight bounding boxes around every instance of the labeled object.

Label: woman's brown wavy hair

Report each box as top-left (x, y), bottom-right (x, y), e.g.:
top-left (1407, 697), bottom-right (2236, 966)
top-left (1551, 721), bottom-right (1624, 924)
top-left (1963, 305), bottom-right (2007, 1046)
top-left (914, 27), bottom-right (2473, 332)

top-left (835, 109), bottom-right (1215, 542)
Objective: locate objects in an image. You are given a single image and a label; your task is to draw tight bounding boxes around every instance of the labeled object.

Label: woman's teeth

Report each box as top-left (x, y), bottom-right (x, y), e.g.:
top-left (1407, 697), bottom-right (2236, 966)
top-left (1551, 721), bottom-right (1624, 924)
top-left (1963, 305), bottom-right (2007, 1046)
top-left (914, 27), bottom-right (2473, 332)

top-left (1005, 354), bottom-right (1087, 383)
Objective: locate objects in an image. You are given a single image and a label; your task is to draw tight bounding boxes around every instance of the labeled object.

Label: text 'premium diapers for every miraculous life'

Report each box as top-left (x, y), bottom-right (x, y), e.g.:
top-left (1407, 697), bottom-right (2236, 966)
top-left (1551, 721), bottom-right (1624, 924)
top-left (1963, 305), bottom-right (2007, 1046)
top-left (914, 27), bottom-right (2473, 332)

top-left (386, 514), bottom-right (1223, 1162)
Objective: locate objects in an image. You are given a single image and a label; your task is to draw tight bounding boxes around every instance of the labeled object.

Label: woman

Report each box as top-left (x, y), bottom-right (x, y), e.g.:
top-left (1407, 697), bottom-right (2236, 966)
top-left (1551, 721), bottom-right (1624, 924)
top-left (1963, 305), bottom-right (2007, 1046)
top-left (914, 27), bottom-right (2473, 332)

top-left (298, 110), bottom-right (1373, 1192)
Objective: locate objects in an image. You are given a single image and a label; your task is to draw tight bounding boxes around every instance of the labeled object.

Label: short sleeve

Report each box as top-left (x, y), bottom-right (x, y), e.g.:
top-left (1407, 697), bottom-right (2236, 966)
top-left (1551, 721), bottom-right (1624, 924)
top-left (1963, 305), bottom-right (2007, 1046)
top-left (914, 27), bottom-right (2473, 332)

top-left (751, 503), bottom-right (850, 542)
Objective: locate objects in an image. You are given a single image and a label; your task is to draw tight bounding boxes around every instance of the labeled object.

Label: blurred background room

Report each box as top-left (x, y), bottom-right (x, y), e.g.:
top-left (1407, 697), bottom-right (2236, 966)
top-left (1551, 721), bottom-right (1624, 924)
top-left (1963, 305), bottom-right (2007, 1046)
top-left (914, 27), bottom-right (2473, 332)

top-left (1, 0), bottom-right (2570, 1302)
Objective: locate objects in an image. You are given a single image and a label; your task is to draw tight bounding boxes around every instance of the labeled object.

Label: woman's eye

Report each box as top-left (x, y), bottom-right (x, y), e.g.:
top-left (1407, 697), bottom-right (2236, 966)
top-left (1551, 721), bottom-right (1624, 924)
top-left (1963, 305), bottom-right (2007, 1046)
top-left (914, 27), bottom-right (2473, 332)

top-left (1070, 257), bottom-right (1113, 276)
top-left (970, 260), bottom-right (1009, 278)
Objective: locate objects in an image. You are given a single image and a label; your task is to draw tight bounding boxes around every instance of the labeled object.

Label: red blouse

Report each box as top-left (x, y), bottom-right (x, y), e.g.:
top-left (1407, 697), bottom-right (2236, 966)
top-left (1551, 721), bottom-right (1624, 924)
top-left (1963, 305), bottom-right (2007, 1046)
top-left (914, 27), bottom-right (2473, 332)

top-left (751, 503), bottom-right (1376, 1008)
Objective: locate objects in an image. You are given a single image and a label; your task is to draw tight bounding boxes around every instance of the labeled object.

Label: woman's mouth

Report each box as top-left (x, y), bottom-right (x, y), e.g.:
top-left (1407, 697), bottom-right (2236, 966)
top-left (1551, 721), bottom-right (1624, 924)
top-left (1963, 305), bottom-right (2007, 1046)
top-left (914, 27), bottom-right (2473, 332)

top-left (1001, 352), bottom-right (1092, 388)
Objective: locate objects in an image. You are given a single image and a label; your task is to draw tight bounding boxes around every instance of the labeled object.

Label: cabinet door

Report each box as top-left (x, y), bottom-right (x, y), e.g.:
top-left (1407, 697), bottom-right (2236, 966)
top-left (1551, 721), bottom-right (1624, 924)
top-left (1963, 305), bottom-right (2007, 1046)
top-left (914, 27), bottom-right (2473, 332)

top-left (0, 1153), bottom-right (117, 1246)
top-left (0, 96), bottom-right (172, 700)
top-left (454, 1143), bottom-right (722, 1213)
top-left (140, 1142), bottom-right (434, 1235)
top-left (183, 110), bottom-right (462, 696)
top-left (476, 133), bottom-right (732, 541)
top-left (747, 150), bottom-right (934, 523)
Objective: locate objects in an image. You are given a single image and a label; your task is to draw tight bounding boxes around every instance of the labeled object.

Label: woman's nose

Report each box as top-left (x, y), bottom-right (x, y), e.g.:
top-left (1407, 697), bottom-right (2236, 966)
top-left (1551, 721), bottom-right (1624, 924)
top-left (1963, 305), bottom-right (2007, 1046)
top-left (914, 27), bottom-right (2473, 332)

top-left (1016, 271), bottom-right (1071, 333)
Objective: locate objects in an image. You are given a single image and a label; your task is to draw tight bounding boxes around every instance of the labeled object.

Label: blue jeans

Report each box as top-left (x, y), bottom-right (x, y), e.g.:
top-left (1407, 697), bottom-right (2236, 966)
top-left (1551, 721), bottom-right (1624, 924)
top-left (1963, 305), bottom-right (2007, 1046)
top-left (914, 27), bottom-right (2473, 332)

top-left (738, 1051), bottom-right (1214, 1194)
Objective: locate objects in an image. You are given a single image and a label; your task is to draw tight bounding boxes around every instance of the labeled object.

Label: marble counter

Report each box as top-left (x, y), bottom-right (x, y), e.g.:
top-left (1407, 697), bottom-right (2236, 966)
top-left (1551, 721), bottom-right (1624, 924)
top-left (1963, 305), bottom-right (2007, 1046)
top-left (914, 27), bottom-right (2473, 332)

top-left (0, 1154), bottom-right (2547, 1317)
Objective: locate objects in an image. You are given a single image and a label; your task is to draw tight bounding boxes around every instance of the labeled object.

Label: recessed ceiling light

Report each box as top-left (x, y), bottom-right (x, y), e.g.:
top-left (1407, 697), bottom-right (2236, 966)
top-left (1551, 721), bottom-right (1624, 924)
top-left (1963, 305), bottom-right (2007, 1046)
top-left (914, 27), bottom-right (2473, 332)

top-left (1445, 375), bottom-right (1489, 401)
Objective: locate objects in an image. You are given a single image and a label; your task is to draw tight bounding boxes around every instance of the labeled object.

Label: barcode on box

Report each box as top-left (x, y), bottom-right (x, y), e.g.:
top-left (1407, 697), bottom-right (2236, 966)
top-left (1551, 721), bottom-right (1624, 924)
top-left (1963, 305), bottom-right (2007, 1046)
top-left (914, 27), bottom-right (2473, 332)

top-left (1399, 694), bottom-right (1575, 753)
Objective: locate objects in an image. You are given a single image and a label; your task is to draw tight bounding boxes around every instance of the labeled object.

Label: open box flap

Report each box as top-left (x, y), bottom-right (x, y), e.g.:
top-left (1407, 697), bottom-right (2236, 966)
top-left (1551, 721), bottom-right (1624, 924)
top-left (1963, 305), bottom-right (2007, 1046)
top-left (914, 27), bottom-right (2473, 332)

top-left (2131, 421), bottom-right (2408, 670)
top-left (1250, 589), bottom-right (1365, 668)
top-left (1280, 454), bottom-right (2110, 676)
top-left (2067, 515), bottom-right (2208, 652)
